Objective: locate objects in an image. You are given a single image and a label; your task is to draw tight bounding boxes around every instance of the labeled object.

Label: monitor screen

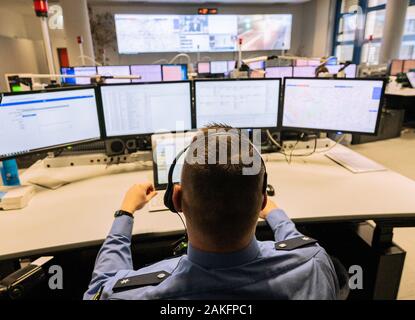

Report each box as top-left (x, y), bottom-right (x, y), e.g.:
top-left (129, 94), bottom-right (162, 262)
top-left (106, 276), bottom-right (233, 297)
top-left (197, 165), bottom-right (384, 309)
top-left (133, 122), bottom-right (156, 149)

top-left (195, 79), bottom-right (280, 129)
top-left (74, 67), bottom-right (98, 85)
top-left (390, 60), bottom-right (404, 76)
top-left (344, 64), bottom-right (357, 78)
top-left (227, 60), bottom-right (236, 72)
top-left (326, 65), bottom-right (356, 78)
top-left (114, 14), bottom-right (292, 53)
top-left (130, 64), bottom-right (162, 83)
top-left (326, 65), bottom-right (341, 74)
top-left (308, 59), bottom-right (321, 67)
top-left (60, 67), bottom-right (76, 85)
top-left (96, 66), bottom-right (131, 84)
top-left (211, 61), bottom-right (229, 74)
top-left (61, 67), bottom-right (97, 85)
top-left (248, 61), bottom-right (266, 70)
top-left (152, 132), bottom-right (196, 186)
top-left (265, 67), bottom-right (293, 79)
top-left (407, 72), bottom-right (415, 88)
top-left (100, 82), bottom-right (192, 137)
top-left (162, 64), bottom-right (188, 81)
top-left (326, 57), bottom-right (338, 66)
top-left (0, 88), bottom-right (101, 159)
top-left (293, 66), bottom-right (316, 78)
top-left (282, 78), bottom-right (385, 134)
top-left (403, 60), bottom-right (415, 73)
top-left (295, 59), bottom-right (309, 67)
top-left (198, 62), bottom-right (210, 74)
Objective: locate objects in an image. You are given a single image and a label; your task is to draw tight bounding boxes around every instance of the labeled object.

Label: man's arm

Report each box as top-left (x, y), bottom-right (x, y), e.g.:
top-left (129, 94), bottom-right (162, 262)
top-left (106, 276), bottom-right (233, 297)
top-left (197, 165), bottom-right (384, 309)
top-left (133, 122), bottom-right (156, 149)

top-left (260, 199), bottom-right (303, 242)
top-left (84, 183), bottom-right (157, 300)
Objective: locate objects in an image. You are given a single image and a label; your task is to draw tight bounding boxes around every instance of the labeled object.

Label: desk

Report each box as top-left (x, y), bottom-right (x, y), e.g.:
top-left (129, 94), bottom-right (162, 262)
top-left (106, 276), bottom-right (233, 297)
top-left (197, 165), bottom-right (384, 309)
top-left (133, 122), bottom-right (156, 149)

top-left (1, 144), bottom-right (415, 261)
top-left (1, 144), bottom-right (415, 300)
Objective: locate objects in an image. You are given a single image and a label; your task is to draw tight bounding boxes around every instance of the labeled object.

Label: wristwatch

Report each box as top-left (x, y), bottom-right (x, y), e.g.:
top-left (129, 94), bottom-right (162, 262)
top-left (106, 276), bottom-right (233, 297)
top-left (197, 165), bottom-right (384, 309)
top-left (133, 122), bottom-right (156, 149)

top-left (114, 210), bottom-right (134, 219)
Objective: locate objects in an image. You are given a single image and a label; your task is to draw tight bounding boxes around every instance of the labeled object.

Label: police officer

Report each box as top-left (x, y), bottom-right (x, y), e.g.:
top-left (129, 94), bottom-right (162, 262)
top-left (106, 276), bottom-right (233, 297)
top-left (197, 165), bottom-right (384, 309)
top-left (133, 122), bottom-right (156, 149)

top-left (84, 126), bottom-right (339, 300)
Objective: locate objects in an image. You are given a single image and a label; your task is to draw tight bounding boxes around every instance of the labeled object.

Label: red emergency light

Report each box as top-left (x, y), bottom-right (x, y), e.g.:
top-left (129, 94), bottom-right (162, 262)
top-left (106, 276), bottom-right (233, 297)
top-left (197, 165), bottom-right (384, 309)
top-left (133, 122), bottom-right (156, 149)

top-left (33, 0), bottom-right (49, 17)
top-left (198, 8), bottom-right (218, 15)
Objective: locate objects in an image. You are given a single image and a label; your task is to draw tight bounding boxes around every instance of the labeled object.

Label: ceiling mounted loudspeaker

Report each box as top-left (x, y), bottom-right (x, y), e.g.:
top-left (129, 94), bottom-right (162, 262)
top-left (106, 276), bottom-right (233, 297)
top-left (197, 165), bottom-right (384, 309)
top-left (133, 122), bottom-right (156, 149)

top-left (105, 139), bottom-right (126, 156)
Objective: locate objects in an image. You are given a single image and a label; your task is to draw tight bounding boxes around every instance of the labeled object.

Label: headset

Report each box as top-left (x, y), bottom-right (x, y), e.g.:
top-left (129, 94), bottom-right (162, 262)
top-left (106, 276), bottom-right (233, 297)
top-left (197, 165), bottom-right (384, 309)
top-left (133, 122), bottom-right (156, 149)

top-left (163, 132), bottom-right (268, 213)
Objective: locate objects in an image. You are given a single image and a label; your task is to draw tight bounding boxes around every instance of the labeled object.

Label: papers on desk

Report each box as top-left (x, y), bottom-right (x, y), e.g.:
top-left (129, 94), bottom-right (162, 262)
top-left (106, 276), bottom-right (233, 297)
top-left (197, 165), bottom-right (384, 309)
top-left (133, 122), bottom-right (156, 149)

top-left (326, 148), bottom-right (387, 174)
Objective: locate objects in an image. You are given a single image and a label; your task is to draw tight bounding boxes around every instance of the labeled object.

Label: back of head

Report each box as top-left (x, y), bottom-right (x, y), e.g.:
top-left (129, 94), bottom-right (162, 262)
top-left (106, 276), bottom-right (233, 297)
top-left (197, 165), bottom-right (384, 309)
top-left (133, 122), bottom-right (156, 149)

top-left (181, 124), bottom-right (265, 246)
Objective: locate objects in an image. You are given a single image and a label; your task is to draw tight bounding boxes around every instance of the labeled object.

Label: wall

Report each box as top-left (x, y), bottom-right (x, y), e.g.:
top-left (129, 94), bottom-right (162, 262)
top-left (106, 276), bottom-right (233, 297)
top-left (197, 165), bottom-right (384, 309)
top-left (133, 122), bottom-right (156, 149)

top-left (87, 0), bottom-right (334, 66)
top-left (0, 6), bottom-right (68, 91)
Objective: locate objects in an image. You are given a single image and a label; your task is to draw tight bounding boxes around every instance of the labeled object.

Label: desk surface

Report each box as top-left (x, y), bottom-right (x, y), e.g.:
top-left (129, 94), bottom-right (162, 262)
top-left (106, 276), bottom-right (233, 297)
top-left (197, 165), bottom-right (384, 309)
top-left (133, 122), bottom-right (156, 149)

top-left (2, 144), bottom-right (415, 261)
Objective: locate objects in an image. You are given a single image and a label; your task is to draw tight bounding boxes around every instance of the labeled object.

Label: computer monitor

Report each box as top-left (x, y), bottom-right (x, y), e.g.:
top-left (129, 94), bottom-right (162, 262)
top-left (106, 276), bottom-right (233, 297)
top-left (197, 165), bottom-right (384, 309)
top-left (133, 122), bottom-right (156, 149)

top-left (326, 57), bottom-right (338, 66)
top-left (96, 65), bottom-right (131, 84)
top-left (227, 60), bottom-right (236, 72)
top-left (325, 65), bottom-right (356, 78)
top-left (344, 64), bottom-right (357, 78)
top-left (265, 67), bottom-right (293, 79)
top-left (282, 78), bottom-right (385, 134)
top-left (308, 59), bottom-right (321, 67)
top-left (403, 60), bottom-right (415, 73)
top-left (130, 64), bottom-right (162, 83)
top-left (74, 67), bottom-right (98, 85)
top-left (161, 64), bottom-right (188, 81)
top-left (210, 61), bottom-right (229, 74)
top-left (248, 61), bottom-right (266, 70)
top-left (100, 82), bottom-right (192, 137)
top-left (0, 87), bottom-right (101, 160)
top-left (295, 59), bottom-right (309, 67)
top-left (407, 72), bottom-right (415, 88)
top-left (61, 67), bottom-right (76, 85)
top-left (197, 62), bottom-right (210, 74)
top-left (293, 66), bottom-right (316, 78)
top-left (390, 60), bottom-right (404, 76)
top-left (61, 67), bottom-right (98, 85)
top-left (151, 132), bottom-right (196, 188)
top-left (194, 79), bottom-right (281, 129)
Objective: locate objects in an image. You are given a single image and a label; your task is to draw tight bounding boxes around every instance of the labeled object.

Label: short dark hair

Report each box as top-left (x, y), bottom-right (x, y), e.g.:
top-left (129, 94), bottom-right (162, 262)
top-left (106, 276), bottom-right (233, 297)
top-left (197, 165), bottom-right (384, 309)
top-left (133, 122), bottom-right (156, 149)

top-left (181, 124), bottom-right (265, 245)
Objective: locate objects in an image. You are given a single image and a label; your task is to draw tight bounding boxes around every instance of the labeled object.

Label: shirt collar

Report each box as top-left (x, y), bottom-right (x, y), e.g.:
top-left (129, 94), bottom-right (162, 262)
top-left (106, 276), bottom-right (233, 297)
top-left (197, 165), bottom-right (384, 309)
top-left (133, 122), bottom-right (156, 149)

top-left (187, 238), bottom-right (260, 269)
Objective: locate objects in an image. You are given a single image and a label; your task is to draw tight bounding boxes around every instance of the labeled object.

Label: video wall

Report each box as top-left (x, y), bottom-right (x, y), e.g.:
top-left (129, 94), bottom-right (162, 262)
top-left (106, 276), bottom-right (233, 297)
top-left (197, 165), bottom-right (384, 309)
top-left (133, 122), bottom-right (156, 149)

top-left (114, 14), bottom-right (292, 54)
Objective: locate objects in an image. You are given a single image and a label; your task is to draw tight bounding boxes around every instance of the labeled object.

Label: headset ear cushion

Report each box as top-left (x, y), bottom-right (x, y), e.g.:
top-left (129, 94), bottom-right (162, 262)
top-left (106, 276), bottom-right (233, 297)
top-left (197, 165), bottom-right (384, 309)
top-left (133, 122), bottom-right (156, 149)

top-left (164, 183), bottom-right (177, 213)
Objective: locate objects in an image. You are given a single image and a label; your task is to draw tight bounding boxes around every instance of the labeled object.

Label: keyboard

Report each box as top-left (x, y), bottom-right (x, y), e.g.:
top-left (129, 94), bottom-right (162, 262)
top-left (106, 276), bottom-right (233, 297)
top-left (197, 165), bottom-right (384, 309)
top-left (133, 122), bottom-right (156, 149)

top-left (326, 149), bottom-right (386, 174)
top-left (148, 190), bottom-right (169, 212)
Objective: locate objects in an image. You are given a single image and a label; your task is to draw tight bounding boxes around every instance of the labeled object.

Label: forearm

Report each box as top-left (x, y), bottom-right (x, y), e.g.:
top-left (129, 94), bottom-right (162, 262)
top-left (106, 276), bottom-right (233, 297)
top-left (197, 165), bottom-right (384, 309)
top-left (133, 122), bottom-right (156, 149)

top-left (265, 209), bottom-right (303, 242)
top-left (84, 215), bottom-right (134, 298)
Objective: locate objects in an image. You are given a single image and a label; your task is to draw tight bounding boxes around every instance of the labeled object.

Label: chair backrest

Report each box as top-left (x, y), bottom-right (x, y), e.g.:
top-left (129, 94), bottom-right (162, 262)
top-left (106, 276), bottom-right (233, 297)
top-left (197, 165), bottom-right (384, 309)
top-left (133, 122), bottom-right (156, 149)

top-left (330, 256), bottom-right (350, 300)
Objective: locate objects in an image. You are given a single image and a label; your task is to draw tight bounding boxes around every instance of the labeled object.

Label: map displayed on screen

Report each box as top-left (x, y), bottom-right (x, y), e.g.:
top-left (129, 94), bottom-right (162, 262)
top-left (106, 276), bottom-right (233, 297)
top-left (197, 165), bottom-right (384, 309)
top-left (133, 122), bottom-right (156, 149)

top-left (115, 14), bottom-right (292, 54)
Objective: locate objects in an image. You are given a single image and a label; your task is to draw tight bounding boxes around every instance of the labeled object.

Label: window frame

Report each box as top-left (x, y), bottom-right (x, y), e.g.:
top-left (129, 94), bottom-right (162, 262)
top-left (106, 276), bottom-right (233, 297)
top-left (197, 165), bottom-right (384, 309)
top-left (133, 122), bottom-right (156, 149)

top-left (332, 0), bottom-right (387, 64)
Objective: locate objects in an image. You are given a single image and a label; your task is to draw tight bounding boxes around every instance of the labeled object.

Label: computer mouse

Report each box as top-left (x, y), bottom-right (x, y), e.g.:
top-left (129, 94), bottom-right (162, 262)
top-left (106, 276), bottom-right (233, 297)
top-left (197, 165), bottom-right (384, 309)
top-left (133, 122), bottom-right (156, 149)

top-left (266, 184), bottom-right (275, 197)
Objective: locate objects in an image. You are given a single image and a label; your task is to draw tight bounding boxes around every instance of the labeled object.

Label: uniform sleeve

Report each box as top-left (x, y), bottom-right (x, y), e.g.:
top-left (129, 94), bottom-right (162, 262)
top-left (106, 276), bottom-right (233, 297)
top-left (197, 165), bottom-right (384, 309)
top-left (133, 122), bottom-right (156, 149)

top-left (83, 215), bottom-right (134, 299)
top-left (265, 209), bottom-right (303, 242)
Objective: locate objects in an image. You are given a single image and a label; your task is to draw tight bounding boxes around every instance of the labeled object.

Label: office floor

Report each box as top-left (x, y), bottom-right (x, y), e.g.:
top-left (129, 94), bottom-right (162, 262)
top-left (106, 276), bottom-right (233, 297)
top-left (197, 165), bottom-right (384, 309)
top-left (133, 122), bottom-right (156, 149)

top-left (351, 129), bottom-right (415, 300)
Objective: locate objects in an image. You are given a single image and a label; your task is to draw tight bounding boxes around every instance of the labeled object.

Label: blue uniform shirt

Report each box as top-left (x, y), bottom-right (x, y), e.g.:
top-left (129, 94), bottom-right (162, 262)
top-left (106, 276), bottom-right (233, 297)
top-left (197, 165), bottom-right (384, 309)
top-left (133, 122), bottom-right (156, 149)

top-left (84, 209), bottom-right (339, 300)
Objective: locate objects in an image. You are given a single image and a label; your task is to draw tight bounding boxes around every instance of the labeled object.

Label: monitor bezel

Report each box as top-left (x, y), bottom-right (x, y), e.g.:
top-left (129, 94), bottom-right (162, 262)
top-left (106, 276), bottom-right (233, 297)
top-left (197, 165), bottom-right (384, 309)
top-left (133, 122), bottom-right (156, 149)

top-left (193, 77), bottom-right (282, 130)
top-left (0, 86), bottom-right (103, 161)
top-left (280, 77), bottom-right (387, 136)
top-left (98, 80), bottom-right (194, 139)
